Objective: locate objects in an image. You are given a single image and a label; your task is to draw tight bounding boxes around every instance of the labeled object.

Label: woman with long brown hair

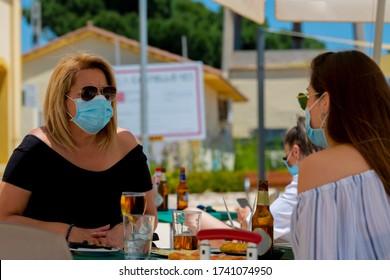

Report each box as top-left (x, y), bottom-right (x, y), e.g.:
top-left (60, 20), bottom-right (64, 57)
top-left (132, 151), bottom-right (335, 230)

top-left (292, 50), bottom-right (390, 259)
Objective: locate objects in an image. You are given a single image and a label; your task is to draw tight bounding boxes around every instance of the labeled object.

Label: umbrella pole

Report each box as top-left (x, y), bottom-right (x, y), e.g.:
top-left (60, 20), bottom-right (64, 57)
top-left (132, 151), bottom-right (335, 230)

top-left (373, 0), bottom-right (386, 64)
top-left (257, 27), bottom-right (265, 181)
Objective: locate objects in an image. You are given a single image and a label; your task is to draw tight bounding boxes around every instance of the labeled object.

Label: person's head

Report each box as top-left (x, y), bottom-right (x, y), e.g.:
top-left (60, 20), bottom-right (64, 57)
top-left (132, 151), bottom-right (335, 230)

top-left (304, 50), bottom-right (390, 193)
top-left (283, 116), bottom-right (319, 176)
top-left (44, 52), bottom-right (118, 150)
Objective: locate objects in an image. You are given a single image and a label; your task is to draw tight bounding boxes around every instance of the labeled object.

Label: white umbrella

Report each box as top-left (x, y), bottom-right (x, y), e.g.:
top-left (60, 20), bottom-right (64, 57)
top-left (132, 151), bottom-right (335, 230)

top-left (275, 0), bottom-right (389, 63)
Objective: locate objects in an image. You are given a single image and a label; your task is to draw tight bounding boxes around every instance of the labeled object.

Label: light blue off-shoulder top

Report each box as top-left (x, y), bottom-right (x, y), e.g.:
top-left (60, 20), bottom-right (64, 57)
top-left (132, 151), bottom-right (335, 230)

top-left (291, 170), bottom-right (390, 259)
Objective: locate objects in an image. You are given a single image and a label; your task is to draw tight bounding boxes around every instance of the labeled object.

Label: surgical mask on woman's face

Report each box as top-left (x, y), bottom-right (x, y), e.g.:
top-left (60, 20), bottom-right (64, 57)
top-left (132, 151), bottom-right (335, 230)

top-left (305, 94), bottom-right (328, 148)
top-left (66, 95), bottom-right (113, 135)
top-left (283, 149), bottom-right (299, 176)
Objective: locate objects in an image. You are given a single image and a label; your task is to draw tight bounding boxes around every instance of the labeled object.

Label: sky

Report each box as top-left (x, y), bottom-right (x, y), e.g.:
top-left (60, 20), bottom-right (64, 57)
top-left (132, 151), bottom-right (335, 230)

top-left (22, 0), bottom-right (390, 55)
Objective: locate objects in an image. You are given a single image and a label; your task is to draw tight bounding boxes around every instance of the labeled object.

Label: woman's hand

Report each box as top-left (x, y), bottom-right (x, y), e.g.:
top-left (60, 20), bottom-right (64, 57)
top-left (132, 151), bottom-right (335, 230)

top-left (96, 223), bottom-right (124, 249)
top-left (237, 206), bottom-right (251, 230)
top-left (67, 224), bottom-right (110, 245)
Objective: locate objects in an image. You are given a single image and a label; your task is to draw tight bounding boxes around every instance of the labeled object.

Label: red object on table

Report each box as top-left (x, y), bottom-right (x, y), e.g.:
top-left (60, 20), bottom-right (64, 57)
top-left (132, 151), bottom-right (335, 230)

top-left (197, 228), bottom-right (262, 243)
top-left (197, 229), bottom-right (262, 260)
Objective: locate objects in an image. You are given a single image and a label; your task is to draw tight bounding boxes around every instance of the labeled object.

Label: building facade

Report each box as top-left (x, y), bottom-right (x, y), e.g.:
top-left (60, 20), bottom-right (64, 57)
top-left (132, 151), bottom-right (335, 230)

top-left (0, 0), bottom-right (21, 173)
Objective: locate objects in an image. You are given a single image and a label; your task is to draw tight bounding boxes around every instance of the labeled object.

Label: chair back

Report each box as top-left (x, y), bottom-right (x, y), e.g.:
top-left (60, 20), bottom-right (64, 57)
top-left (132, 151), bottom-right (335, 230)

top-left (0, 222), bottom-right (72, 260)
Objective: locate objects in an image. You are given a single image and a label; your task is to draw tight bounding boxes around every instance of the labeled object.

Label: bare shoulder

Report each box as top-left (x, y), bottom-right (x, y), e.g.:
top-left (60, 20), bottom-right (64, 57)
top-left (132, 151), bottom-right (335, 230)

top-left (298, 144), bottom-right (370, 193)
top-left (116, 127), bottom-right (139, 153)
top-left (28, 127), bottom-right (50, 145)
top-left (298, 150), bottom-right (328, 193)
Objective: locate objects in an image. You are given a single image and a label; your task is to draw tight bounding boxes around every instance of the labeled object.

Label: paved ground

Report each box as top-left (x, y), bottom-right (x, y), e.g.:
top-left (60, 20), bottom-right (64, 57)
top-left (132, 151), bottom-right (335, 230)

top-left (169, 190), bottom-right (258, 212)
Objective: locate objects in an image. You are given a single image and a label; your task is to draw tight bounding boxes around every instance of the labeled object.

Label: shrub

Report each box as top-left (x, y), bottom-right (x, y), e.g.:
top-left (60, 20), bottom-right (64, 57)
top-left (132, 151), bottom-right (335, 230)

top-left (166, 170), bottom-right (247, 194)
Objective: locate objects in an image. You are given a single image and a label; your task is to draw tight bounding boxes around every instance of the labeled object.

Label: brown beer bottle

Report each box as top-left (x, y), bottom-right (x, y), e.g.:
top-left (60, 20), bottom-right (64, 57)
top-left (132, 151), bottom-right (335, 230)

top-left (176, 167), bottom-right (189, 210)
top-left (157, 168), bottom-right (169, 211)
top-left (251, 179), bottom-right (274, 259)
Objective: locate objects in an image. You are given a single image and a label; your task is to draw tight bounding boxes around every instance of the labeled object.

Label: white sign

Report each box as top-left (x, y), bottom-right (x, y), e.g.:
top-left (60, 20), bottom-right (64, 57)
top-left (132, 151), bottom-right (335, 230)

top-left (114, 62), bottom-right (206, 141)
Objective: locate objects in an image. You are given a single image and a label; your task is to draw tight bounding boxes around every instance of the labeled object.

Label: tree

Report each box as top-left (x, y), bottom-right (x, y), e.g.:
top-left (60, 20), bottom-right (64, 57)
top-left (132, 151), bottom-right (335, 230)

top-left (23, 0), bottom-right (325, 68)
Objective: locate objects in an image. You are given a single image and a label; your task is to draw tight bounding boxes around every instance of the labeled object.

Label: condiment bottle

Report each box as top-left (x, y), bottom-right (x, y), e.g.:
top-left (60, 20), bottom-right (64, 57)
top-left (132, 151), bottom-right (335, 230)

top-left (251, 179), bottom-right (274, 258)
top-left (176, 167), bottom-right (188, 210)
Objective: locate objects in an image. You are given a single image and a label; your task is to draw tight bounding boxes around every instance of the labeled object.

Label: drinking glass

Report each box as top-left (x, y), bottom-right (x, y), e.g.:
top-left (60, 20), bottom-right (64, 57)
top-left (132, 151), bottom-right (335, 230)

top-left (120, 192), bottom-right (147, 215)
top-left (172, 210), bottom-right (202, 250)
top-left (123, 214), bottom-right (155, 260)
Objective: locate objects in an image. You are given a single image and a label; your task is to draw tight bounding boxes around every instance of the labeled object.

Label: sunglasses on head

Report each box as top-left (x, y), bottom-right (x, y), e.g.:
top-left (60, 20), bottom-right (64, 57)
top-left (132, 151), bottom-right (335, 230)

top-left (296, 92), bottom-right (320, 110)
top-left (79, 86), bottom-right (117, 101)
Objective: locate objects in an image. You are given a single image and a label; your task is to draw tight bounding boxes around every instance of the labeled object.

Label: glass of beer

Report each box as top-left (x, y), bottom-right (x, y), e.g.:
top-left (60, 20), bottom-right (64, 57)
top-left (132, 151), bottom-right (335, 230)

top-left (172, 210), bottom-right (202, 250)
top-left (121, 192), bottom-right (147, 215)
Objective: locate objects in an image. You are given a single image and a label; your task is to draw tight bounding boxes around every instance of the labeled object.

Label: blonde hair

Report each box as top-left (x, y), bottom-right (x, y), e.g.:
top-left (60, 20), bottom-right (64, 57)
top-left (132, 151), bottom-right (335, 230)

top-left (43, 52), bottom-right (118, 151)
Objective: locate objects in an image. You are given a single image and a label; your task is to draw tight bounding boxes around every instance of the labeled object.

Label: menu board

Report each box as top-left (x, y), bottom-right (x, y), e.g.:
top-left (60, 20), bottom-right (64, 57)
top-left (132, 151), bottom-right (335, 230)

top-left (114, 62), bottom-right (206, 141)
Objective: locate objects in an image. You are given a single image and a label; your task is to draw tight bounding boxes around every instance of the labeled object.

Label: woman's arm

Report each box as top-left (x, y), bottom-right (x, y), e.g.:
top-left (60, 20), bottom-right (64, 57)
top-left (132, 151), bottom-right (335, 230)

top-left (144, 188), bottom-right (158, 229)
top-left (0, 181), bottom-right (109, 244)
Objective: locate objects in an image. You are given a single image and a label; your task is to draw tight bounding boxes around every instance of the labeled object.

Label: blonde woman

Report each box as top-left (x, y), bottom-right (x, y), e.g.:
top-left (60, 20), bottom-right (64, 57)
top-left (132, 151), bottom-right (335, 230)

top-left (0, 53), bottom-right (157, 249)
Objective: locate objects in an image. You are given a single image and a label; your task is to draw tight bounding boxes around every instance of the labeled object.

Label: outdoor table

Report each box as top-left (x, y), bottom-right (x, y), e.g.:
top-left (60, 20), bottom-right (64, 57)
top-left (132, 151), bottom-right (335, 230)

top-left (72, 244), bottom-right (293, 260)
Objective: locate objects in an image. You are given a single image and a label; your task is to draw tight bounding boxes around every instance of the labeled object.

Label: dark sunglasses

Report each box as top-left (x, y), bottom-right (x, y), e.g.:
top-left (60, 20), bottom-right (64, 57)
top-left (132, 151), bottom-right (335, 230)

top-left (282, 149), bottom-right (293, 161)
top-left (296, 92), bottom-right (320, 110)
top-left (79, 86), bottom-right (117, 101)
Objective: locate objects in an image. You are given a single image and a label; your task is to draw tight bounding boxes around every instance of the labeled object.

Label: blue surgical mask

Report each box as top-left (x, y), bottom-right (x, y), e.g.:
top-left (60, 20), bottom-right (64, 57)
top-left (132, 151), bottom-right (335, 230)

top-left (305, 95), bottom-right (328, 148)
top-left (284, 161), bottom-right (299, 176)
top-left (283, 149), bottom-right (299, 176)
top-left (66, 95), bottom-right (113, 134)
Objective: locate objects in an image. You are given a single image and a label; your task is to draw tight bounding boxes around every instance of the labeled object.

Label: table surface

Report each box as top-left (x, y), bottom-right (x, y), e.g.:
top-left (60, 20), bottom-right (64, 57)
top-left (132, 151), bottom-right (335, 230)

top-left (72, 245), bottom-right (293, 260)
top-left (157, 209), bottom-right (238, 223)
top-left (73, 211), bottom-right (296, 260)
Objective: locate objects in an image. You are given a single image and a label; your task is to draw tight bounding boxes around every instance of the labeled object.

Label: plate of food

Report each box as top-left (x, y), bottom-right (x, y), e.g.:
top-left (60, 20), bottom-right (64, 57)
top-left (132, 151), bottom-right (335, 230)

top-left (150, 248), bottom-right (172, 258)
top-left (150, 248), bottom-right (198, 259)
top-left (219, 242), bottom-right (248, 255)
top-left (168, 249), bottom-right (246, 260)
top-left (219, 242), bottom-right (287, 259)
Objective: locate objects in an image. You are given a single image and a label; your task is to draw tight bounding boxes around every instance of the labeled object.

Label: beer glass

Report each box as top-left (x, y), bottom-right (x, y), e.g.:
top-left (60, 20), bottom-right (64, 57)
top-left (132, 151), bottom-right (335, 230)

top-left (172, 210), bottom-right (202, 250)
top-left (120, 192), bottom-right (147, 215)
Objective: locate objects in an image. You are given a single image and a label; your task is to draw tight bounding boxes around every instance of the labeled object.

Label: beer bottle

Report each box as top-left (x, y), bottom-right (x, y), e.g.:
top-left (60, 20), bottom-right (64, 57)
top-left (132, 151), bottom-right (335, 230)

top-left (176, 167), bottom-right (189, 210)
top-left (251, 179), bottom-right (274, 258)
top-left (157, 168), bottom-right (169, 211)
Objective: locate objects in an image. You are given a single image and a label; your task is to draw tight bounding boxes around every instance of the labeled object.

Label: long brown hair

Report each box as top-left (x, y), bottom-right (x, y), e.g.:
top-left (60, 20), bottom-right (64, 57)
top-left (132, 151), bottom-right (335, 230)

top-left (310, 50), bottom-right (390, 195)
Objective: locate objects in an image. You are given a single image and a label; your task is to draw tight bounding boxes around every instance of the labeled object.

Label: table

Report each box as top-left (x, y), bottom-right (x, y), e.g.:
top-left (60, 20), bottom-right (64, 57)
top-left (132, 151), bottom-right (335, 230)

top-left (72, 245), bottom-right (293, 260)
top-left (157, 209), bottom-right (238, 223)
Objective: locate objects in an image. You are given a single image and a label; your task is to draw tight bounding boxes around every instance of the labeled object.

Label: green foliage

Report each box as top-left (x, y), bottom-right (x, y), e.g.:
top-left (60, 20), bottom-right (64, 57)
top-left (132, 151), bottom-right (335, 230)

top-left (233, 138), bottom-right (258, 171)
top-left (28, 0), bottom-right (325, 68)
top-left (164, 170), bottom-right (247, 194)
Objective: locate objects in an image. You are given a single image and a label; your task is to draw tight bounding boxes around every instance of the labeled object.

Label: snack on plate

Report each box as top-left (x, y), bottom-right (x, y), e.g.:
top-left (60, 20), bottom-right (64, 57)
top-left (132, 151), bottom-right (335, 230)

top-left (168, 250), bottom-right (199, 260)
top-left (168, 250), bottom-right (246, 260)
top-left (219, 242), bottom-right (248, 254)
